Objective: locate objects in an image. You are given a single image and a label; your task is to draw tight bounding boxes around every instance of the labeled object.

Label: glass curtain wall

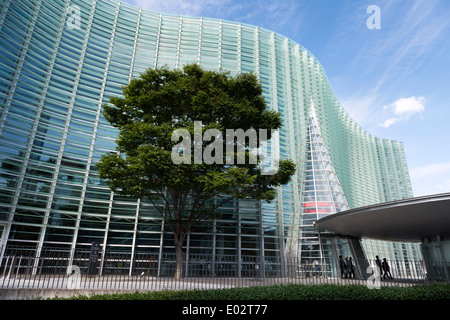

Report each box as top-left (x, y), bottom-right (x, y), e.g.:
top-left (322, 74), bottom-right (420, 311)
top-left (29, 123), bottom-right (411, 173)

top-left (0, 0), bottom-right (421, 276)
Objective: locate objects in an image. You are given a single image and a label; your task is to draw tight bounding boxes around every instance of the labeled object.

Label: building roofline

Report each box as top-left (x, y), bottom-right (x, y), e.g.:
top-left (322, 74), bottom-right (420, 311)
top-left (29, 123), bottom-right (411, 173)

top-left (315, 192), bottom-right (450, 242)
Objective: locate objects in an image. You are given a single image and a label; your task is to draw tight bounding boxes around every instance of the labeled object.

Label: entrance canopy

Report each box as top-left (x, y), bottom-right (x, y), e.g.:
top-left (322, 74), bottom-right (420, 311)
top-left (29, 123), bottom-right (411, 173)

top-left (315, 193), bottom-right (450, 242)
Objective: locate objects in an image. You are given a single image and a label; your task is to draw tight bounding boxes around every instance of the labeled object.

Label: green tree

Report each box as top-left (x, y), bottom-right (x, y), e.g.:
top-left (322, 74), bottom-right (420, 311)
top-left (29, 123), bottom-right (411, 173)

top-left (97, 64), bottom-right (296, 279)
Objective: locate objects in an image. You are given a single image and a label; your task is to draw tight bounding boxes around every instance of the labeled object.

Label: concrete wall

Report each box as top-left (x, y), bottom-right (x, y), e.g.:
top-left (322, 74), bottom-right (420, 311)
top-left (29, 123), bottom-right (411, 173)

top-left (0, 289), bottom-right (136, 300)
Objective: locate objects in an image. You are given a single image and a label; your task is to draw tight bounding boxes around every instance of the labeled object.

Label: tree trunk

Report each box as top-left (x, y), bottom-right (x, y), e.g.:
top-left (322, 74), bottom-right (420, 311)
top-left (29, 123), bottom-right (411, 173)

top-left (174, 223), bottom-right (186, 280)
top-left (174, 241), bottom-right (184, 279)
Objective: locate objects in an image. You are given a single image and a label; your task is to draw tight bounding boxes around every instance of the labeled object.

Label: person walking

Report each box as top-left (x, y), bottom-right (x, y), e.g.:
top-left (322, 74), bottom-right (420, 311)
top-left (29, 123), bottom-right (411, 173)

top-left (382, 258), bottom-right (393, 279)
top-left (344, 257), bottom-right (349, 278)
top-left (312, 259), bottom-right (320, 277)
top-left (338, 255), bottom-right (345, 279)
top-left (375, 255), bottom-right (383, 280)
top-left (348, 257), bottom-right (355, 279)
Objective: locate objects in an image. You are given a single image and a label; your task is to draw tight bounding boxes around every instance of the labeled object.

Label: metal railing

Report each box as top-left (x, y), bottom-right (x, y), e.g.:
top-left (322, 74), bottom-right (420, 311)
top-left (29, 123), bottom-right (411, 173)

top-left (0, 245), bottom-right (445, 291)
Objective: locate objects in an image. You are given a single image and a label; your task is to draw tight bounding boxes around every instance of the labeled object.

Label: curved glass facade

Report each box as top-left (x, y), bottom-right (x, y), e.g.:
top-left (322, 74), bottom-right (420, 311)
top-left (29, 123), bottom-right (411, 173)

top-left (0, 0), bottom-right (420, 273)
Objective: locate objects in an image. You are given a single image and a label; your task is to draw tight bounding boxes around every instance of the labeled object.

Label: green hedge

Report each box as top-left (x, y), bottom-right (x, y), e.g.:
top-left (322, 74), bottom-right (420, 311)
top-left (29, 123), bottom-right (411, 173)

top-left (53, 283), bottom-right (450, 300)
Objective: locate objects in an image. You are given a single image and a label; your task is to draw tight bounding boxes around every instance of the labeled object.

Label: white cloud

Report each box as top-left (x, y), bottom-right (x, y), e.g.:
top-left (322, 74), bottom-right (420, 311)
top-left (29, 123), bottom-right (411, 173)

top-left (339, 93), bottom-right (379, 128)
top-left (438, 179), bottom-right (450, 192)
top-left (126, 0), bottom-right (303, 36)
top-left (410, 162), bottom-right (450, 196)
top-left (389, 96), bottom-right (425, 116)
top-left (410, 162), bottom-right (450, 179)
top-left (379, 96), bottom-right (425, 128)
top-left (129, 0), bottom-right (218, 16)
top-left (379, 117), bottom-right (399, 128)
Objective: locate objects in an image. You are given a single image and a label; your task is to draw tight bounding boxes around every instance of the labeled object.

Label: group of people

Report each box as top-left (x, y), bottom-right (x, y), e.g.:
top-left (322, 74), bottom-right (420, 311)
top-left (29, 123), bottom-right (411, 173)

top-left (338, 255), bottom-right (394, 280)
top-left (338, 255), bottom-right (355, 279)
top-left (375, 255), bottom-right (393, 280)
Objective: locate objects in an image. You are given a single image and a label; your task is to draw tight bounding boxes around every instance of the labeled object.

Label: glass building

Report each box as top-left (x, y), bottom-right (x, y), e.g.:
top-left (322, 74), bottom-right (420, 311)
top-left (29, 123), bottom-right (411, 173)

top-left (0, 0), bottom-right (421, 275)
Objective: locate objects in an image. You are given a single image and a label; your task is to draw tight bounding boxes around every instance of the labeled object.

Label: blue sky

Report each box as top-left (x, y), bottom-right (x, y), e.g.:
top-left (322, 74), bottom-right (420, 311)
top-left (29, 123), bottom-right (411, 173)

top-left (123, 0), bottom-right (450, 197)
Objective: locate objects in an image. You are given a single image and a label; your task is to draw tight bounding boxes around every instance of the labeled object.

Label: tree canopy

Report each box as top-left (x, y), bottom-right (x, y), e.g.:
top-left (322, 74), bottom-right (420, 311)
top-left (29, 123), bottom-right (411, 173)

top-left (97, 64), bottom-right (296, 278)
